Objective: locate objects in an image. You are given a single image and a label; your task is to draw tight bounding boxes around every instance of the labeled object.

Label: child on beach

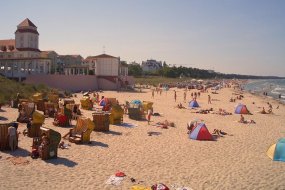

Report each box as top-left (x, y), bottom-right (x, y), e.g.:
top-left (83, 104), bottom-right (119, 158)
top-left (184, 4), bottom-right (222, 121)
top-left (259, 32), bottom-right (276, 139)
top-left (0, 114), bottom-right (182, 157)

top-left (208, 95), bottom-right (212, 104)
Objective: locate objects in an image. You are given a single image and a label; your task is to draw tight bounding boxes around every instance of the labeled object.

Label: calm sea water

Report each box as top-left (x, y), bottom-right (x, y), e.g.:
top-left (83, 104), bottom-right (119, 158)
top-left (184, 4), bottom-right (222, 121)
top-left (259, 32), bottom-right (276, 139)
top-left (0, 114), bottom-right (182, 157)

top-left (244, 79), bottom-right (285, 103)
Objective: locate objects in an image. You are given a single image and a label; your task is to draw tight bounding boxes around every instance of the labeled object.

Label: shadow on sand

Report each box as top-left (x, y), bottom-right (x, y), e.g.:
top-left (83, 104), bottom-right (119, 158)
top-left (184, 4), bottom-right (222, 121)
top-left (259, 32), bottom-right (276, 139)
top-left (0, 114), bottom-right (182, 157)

top-left (87, 141), bottom-right (109, 148)
top-left (46, 157), bottom-right (78, 167)
top-left (102, 130), bottom-right (122, 136)
top-left (5, 147), bottom-right (31, 157)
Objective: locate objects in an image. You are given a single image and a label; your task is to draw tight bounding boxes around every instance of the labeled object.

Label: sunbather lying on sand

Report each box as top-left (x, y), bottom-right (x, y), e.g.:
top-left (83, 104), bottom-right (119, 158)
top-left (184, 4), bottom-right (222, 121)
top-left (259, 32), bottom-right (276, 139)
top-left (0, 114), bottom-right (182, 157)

top-left (212, 129), bottom-right (226, 137)
top-left (213, 108), bottom-right (232, 116)
top-left (155, 120), bottom-right (175, 129)
top-left (239, 114), bottom-right (256, 124)
top-left (193, 108), bottom-right (213, 114)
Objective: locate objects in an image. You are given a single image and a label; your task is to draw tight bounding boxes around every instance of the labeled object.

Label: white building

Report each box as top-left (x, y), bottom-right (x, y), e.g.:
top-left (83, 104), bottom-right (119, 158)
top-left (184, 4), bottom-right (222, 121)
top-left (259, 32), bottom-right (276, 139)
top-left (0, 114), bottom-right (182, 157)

top-left (84, 54), bottom-right (120, 76)
top-left (141, 59), bottom-right (163, 73)
top-left (0, 18), bottom-right (52, 79)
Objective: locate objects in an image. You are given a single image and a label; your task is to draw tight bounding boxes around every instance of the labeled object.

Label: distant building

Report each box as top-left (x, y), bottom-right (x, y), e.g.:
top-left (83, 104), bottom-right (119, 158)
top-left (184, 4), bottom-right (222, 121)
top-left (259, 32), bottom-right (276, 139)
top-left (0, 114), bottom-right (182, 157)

top-left (0, 18), bottom-right (52, 79)
top-left (57, 55), bottom-right (83, 74)
top-left (40, 51), bottom-right (58, 74)
top-left (141, 59), bottom-right (163, 73)
top-left (84, 54), bottom-right (120, 76)
top-left (63, 64), bottom-right (89, 75)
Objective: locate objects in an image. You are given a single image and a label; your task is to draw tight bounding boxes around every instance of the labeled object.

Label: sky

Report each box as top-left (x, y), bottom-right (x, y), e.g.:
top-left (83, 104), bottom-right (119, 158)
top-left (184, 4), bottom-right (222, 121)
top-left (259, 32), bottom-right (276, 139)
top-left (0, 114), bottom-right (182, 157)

top-left (1, 0), bottom-right (285, 77)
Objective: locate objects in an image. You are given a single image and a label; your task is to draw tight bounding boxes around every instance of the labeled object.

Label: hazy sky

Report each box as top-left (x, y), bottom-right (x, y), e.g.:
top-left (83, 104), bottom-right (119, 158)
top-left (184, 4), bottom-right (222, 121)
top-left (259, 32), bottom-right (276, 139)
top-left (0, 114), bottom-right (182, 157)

top-left (1, 0), bottom-right (285, 76)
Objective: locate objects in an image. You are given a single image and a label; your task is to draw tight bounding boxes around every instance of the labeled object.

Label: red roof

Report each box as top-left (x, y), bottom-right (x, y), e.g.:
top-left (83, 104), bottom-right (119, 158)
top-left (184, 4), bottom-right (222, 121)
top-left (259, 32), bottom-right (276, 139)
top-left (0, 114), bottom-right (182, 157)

top-left (18, 18), bottom-right (37, 28)
top-left (0, 39), bottom-right (15, 47)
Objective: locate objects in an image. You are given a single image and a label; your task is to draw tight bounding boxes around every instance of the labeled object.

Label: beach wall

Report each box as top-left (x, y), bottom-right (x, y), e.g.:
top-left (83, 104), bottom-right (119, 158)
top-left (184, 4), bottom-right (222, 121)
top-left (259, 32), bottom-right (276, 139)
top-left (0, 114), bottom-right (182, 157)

top-left (24, 74), bottom-right (135, 91)
top-left (97, 78), bottom-right (118, 90)
top-left (24, 74), bottom-right (98, 92)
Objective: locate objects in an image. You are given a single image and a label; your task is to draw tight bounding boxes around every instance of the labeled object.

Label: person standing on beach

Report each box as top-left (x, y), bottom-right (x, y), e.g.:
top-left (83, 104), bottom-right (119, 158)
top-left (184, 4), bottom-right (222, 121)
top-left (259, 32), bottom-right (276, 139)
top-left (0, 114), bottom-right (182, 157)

top-left (208, 95), bottom-right (212, 104)
top-left (152, 89), bottom-right (155, 98)
top-left (7, 125), bottom-right (17, 151)
top-left (174, 90), bottom-right (177, 102)
top-left (147, 108), bottom-right (152, 125)
top-left (183, 91), bottom-right (187, 103)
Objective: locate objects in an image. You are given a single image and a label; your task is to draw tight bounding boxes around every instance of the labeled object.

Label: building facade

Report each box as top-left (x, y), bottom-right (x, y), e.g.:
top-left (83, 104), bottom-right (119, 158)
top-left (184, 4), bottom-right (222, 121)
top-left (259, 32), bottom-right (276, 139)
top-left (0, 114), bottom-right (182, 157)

top-left (0, 18), bottom-right (52, 79)
top-left (84, 54), bottom-right (120, 76)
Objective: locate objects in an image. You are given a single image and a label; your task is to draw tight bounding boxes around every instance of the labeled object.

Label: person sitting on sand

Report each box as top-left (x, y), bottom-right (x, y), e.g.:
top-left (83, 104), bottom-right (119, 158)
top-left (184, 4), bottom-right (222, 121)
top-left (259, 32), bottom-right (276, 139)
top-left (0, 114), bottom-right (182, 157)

top-left (239, 114), bottom-right (256, 124)
top-left (187, 121), bottom-right (198, 134)
top-left (259, 107), bottom-right (267, 114)
top-left (176, 103), bottom-right (186, 109)
top-left (239, 114), bottom-right (245, 123)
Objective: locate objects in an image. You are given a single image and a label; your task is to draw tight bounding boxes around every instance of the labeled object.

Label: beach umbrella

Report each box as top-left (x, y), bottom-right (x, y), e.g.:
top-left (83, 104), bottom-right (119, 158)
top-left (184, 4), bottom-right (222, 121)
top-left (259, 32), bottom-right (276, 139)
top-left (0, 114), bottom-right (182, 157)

top-left (267, 138), bottom-right (285, 162)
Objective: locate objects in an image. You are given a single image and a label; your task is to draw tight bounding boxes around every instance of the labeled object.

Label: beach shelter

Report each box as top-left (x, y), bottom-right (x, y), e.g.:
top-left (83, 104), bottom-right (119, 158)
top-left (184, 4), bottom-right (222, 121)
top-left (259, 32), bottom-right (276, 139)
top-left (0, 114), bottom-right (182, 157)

top-left (267, 138), bottom-right (285, 162)
top-left (235, 104), bottom-right (250, 114)
top-left (189, 123), bottom-right (213, 141)
top-left (188, 100), bottom-right (199, 108)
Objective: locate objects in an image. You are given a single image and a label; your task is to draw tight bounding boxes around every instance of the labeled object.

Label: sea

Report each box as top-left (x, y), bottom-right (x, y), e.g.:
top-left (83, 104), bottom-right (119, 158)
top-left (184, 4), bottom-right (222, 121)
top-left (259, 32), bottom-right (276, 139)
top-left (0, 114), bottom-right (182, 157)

top-left (243, 79), bottom-right (285, 103)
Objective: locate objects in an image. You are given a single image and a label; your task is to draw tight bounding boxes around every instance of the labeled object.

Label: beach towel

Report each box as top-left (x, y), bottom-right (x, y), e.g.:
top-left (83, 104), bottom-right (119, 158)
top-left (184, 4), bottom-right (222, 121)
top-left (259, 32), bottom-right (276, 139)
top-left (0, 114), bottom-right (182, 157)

top-left (105, 175), bottom-right (125, 186)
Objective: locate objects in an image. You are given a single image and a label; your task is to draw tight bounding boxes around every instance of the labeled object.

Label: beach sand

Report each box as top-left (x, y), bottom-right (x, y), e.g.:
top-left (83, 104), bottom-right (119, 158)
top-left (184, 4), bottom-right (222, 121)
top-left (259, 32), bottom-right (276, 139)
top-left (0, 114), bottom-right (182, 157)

top-left (1, 87), bottom-right (285, 190)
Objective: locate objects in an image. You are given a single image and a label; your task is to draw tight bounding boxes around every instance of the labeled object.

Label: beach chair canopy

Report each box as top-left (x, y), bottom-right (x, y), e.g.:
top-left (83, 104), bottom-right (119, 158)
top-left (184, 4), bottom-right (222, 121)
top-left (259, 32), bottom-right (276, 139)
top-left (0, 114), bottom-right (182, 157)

top-left (267, 138), bottom-right (285, 162)
top-left (189, 123), bottom-right (213, 141)
top-left (188, 100), bottom-right (199, 108)
top-left (235, 104), bottom-right (250, 114)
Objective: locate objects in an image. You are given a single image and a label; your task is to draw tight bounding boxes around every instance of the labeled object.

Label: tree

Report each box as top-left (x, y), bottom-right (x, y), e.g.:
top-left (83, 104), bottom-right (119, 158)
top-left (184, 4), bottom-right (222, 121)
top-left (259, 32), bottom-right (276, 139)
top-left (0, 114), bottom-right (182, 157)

top-left (128, 64), bottom-right (143, 77)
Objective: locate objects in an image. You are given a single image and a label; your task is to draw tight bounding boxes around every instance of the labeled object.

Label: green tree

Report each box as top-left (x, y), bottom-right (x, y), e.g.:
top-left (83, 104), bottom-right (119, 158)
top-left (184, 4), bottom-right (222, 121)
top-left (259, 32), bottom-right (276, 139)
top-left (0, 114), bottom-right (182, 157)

top-left (128, 64), bottom-right (143, 77)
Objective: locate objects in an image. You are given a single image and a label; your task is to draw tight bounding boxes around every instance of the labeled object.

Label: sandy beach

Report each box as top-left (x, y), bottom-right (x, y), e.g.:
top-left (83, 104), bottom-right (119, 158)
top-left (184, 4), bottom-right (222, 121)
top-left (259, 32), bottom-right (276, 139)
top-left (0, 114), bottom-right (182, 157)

top-left (1, 86), bottom-right (285, 190)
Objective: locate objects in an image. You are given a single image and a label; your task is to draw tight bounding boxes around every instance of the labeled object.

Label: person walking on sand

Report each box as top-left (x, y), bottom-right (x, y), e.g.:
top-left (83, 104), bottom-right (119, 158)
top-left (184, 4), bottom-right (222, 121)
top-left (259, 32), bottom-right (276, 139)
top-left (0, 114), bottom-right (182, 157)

top-left (183, 91), bottom-right (187, 103)
top-left (208, 95), bottom-right (212, 104)
top-left (152, 89), bottom-right (155, 98)
top-left (174, 90), bottom-right (177, 102)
